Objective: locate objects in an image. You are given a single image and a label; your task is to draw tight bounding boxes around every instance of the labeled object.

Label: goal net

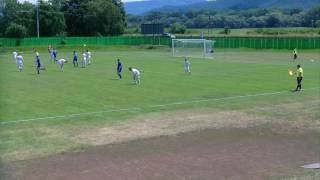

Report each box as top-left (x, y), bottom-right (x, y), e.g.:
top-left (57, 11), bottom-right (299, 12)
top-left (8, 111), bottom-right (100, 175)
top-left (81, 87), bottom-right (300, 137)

top-left (172, 39), bottom-right (215, 59)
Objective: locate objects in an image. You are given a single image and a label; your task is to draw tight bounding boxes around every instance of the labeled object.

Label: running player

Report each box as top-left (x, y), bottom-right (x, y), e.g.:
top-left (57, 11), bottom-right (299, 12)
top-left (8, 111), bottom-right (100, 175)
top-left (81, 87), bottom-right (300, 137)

top-left (53, 48), bottom-right (57, 63)
top-left (49, 47), bottom-right (54, 62)
top-left (16, 53), bottom-right (24, 72)
top-left (86, 50), bottom-right (92, 65)
top-left (82, 51), bottom-right (87, 68)
top-left (12, 51), bottom-right (17, 63)
top-left (117, 59), bottom-right (123, 80)
top-left (35, 54), bottom-right (41, 74)
top-left (184, 58), bottom-right (191, 74)
top-left (48, 44), bottom-right (52, 54)
top-left (73, 51), bottom-right (78, 67)
top-left (35, 50), bottom-right (39, 57)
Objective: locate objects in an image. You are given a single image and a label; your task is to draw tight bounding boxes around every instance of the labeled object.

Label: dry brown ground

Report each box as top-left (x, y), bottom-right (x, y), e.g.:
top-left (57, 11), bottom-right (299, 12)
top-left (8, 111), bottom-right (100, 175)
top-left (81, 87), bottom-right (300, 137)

top-left (2, 127), bottom-right (319, 180)
top-left (74, 110), bottom-right (270, 146)
top-left (1, 101), bottom-right (319, 180)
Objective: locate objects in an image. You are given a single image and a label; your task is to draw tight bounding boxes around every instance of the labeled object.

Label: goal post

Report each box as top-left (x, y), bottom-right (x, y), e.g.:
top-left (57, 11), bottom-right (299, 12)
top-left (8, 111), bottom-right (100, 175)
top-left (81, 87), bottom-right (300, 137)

top-left (172, 39), bottom-right (215, 59)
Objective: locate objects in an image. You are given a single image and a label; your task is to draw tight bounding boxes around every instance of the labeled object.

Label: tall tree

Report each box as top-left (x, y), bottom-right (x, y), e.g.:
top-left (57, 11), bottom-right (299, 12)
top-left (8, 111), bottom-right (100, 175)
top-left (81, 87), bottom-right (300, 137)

top-left (304, 6), bottom-right (320, 27)
top-left (0, 0), bottom-right (35, 37)
top-left (85, 0), bottom-right (126, 35)
top-left (61, 0), bottom-right (88, 36)
top-left (49, 0), bottom-right (67, 9)
top-left (62, 0), bottom-right (126, 36)
top-left (39, 1), bottom-right (66, 36)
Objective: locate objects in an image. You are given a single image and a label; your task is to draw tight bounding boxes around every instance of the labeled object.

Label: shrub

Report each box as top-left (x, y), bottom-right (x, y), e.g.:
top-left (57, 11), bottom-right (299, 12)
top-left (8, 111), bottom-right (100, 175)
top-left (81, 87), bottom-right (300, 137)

top-left (224, 27), bottom-right (231, 34)
top-left (169, 23), bottom-right (186, 34)
top-left (5, 23), bottom-right (27, 38)
top-left (316, 20), bottom-right (320, 28)
top-left (60, 39), bottom-right (67, 45)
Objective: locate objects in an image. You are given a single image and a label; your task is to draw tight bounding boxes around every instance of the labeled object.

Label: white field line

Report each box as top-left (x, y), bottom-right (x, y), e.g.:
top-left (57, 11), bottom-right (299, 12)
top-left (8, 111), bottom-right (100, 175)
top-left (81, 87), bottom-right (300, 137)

top-left (0, 108), bottom-right (142, 125)
top-left (1, 87), bottom-right (319, 126)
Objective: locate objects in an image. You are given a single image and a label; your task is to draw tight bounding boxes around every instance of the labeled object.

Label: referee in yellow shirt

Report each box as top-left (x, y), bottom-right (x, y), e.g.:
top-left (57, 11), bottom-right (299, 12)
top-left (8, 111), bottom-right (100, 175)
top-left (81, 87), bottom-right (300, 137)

top-left (295, 64), bottom-right (303, 91)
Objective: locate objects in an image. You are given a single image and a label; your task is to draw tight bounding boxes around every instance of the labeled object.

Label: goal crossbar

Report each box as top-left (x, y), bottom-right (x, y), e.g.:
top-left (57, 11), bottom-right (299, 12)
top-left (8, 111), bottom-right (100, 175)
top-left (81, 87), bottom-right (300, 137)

top-left (172, 39), bottom-right (215, 59)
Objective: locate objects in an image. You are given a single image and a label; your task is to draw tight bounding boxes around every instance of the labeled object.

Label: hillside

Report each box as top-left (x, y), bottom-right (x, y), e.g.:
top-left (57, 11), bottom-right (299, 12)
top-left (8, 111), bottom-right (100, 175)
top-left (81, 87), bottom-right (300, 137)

top-left (124, 0), bottom-right (204, 15)
top-left (178, 0), bottom-right (320, 11)
top-left (125, 0), bottom-right (320, 14)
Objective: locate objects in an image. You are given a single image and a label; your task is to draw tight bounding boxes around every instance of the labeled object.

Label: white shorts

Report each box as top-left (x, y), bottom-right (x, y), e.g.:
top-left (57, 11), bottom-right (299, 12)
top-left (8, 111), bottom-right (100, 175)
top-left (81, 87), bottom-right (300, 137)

top-left (133, 74), bottom-right (140, 80)
top-left (18, 63), bottom-right (23, 69)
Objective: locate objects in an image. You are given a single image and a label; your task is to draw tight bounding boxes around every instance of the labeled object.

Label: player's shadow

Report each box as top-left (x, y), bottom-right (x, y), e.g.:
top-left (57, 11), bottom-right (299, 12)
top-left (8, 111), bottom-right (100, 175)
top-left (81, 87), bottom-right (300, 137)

top-left (126, 83), bottom-right (139, 86)
top-left (111, 78), bottom-right (120, 81)
top-left (290, 89), bottom-right (301, 93)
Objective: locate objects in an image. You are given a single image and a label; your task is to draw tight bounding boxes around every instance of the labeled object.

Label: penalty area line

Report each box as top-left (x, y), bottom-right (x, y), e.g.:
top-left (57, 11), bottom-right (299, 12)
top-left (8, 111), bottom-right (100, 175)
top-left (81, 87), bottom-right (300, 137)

top-left (0, 108), bottom-right (142, 125)
top-left (150, 87), bottom-right (320, 108)
top-left (1, 87), bottom-right (319, 126)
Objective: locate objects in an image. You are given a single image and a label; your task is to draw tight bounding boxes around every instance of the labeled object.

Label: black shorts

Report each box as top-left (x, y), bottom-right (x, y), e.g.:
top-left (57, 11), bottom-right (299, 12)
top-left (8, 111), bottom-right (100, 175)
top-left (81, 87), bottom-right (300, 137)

top-left (297, 77), bottom-right (303, 84)
top-left (294, 54), bottom-right (297, 59)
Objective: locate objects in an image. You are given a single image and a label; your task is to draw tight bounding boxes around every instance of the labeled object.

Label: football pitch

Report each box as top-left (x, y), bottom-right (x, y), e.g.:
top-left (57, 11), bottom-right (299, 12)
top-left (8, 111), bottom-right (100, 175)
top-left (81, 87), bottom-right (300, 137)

top-left (0, 46), bottom-right (320, 179)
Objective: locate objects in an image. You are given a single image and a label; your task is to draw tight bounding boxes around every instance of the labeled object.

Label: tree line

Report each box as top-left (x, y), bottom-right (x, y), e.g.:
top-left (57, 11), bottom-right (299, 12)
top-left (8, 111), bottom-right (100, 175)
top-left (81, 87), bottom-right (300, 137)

top-left (0, 0), bottom-right (126, 38)
top-left (128, 6), bottom-right (320, 32)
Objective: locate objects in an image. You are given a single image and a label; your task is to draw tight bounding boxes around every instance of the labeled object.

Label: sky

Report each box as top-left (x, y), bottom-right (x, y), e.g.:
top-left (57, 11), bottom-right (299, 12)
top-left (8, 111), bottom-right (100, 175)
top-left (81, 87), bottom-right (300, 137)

top-left (19, 0), bottom-right (148, 3)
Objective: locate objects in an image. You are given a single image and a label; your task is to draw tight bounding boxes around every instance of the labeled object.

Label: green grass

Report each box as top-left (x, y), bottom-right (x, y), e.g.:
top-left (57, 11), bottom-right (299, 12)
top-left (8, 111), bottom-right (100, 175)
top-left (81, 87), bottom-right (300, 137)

top-left (0, 46), bottom-right (319, 162)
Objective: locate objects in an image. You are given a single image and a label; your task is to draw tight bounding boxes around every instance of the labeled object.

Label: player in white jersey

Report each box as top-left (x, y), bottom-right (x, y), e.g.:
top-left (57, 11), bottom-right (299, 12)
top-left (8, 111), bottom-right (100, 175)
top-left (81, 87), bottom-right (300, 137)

top-left (57, 59), bottom-right (68, 72)
top-left (34, 50), bottom-right (40, 64)
top-left (82, 51), bottom-right (87, 68)
top-left (86, 50), bottom-right (92, 65)
top-left (12, 51), bottom-right (18, 63)
top-left (16, 54), bottom-right (24, 72)
top-left (49, 47), bottom-right (54, 62)
top-left (35, 50), bottom-right (39, 57)
top-left (129, 67), bottom-right (141, 85)
top-left (184, 58), bottom-right (191, 74)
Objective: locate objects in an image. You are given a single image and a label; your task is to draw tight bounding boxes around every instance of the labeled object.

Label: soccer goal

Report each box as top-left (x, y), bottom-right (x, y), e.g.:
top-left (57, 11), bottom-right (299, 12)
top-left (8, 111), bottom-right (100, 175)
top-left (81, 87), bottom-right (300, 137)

top-left (172, 39), bottom-right (215, 59)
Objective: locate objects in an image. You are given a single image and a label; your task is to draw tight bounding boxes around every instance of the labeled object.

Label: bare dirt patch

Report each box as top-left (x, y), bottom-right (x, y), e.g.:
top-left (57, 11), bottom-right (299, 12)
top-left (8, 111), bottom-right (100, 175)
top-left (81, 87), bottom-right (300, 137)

top-left (1, 101), bottom-right (319, 179)
top-left (247, 100), bottom-right (320, 131)
top-left (2, 128), bottom-right (319, 180)
top-left (73, 99), bottom-right (320, 147)
top-left (2, 100), bottom-right (318, 164)
top-left (73, 110), bottom-right (270, 146)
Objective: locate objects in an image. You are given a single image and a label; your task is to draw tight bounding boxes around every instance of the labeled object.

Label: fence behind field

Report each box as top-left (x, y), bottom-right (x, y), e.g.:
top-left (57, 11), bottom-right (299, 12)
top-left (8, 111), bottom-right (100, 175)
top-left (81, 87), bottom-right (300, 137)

top-left (0, 36), bottom-right (319, 49)
top-left (0, 36), bottom-right (171, 47)
top-left (210, 37), bottom-right (320, 49)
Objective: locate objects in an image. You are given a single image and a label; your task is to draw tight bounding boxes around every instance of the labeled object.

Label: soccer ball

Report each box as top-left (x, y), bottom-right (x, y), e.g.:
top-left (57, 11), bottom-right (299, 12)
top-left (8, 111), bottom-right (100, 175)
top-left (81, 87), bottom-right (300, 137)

top-left (288, 69), bottom-right (294, 76)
